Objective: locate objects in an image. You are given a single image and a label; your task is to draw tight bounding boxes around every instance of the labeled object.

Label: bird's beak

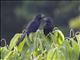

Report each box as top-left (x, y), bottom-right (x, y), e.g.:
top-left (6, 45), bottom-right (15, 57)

top-left (41, 14), bottom-right (45, 18)
top-left (43, 17), bottom-right (47, 21)
top-left (41, 14), bottom-right (47, 21)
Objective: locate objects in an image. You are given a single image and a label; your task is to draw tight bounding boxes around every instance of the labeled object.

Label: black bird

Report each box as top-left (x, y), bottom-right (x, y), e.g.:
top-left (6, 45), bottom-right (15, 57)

top-left (16, 14), bottom-right (46, 46)
top-left (43, 17), bottom-right (54, 36)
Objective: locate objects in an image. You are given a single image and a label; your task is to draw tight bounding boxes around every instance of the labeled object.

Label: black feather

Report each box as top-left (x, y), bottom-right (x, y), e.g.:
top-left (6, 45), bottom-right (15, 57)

top-left (16, 14), bottom-right (45, 46)
top-left (44, 17), bottom-right (54, 36)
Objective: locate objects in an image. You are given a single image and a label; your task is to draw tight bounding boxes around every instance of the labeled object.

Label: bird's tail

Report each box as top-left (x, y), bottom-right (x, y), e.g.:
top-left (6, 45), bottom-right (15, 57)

top-left (16, 32), bottom-right (27, 46)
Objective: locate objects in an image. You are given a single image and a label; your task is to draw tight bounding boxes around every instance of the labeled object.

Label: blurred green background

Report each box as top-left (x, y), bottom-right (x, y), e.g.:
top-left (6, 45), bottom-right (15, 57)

top-left (1, 1), bottom-right (80, 45)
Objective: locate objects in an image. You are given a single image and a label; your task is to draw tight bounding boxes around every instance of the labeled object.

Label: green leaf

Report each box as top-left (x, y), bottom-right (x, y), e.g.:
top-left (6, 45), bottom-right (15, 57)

top-left (47, 48), bottom-right (56, 60)
top-left (4, 51), bottom-right (22, 60)
top-left (71, 39), bottom-right (79, 60)
top-left (8, 33), bottom-right (21, 50)
top-left (75, 34), bottom-right (80, 52)
top-left (16, 35), bottom-right (27, 53)
top-left (54, 30), bottom-right (64, 47)
top-left (0, 47), bottom-right (9, 59)
top-left (52, 49), bottom-right (65, 60)
top-left (61, 40), bottom-right (72, 60)
top-left (4, 51), bottom-right (13, 60)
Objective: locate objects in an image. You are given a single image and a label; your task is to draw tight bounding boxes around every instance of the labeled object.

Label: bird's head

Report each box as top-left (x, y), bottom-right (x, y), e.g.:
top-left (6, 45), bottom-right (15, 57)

top-left (43, 17), bottom-right (52, 23)
top-left (43, 17), bottom-right (54, 27)
top-left (35, 14), bottom-right (46, 21)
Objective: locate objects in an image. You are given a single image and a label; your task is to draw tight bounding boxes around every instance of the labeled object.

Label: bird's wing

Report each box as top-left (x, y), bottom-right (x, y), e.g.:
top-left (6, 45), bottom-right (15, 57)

top-left (26, 20), bottom-right (40, 32)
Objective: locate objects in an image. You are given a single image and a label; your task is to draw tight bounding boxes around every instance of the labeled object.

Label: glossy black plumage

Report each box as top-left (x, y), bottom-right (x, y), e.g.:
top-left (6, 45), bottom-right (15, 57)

top-left (43, 17), bottom-right (53, 36)
top-left (16, 14), bottom-right (45, 46)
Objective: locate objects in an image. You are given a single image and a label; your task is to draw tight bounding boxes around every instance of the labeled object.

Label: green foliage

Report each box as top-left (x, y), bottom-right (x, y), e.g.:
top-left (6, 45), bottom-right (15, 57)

top-left (0, 29), bottom-right (80, 60)
top-left (69, 16), bottom-right (80, 29)
top-left (8, 33), bottom-right (21, 50)
top-left (53, 30), bottom-right (64, 47)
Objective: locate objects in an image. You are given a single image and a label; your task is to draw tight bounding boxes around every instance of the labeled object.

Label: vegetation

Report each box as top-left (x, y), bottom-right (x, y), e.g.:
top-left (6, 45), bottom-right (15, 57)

top-left (0, 28), bottom-right (80, 60)
top-left (1, 1), bottom-right (80, 60)
top-left (1, 1), bottom-right (80, 43)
